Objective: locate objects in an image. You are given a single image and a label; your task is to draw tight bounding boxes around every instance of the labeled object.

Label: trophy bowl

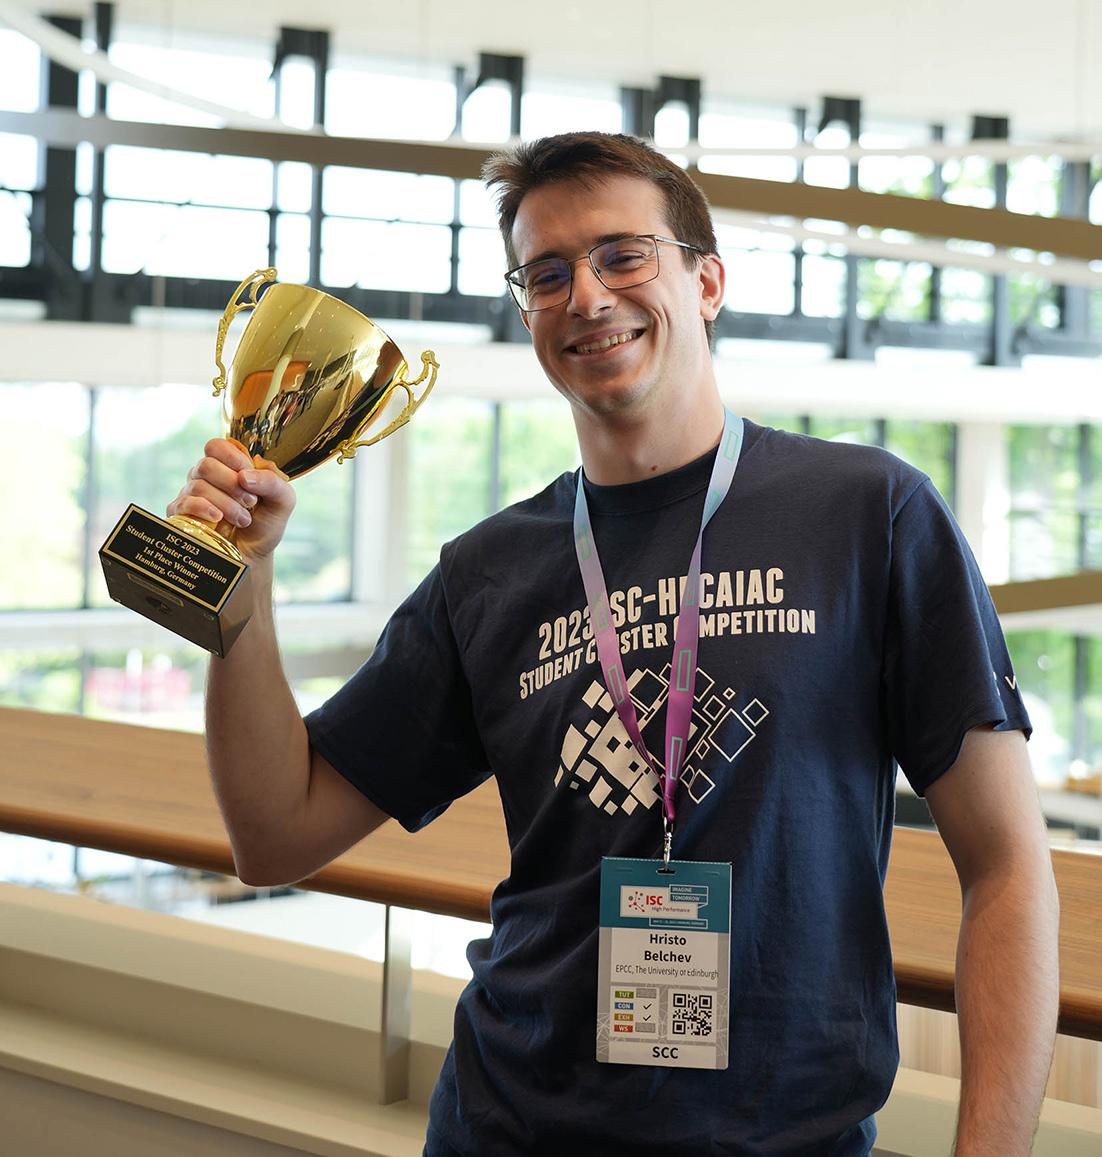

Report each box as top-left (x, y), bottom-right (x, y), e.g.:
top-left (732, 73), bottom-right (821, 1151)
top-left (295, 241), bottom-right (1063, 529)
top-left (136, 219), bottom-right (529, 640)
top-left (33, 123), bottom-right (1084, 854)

top-left (99, 267), bottom-right (438, 655)
top-left (219, 268), bottom-right (438, 477)
top-left (171, 267), bottom-right (438, 559)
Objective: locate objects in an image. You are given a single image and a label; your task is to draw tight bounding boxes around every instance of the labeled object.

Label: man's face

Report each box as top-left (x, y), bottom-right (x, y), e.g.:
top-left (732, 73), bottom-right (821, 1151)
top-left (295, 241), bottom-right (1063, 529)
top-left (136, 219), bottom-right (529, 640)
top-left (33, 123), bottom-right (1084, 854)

top-left (510, 174), bottom-right (723, 420)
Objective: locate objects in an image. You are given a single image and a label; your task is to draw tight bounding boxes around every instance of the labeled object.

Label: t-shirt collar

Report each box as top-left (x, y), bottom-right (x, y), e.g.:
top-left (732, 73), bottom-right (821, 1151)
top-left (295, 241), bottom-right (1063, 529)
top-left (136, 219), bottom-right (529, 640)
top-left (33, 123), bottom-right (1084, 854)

top-left (579, 442), bottom-right (720, 517)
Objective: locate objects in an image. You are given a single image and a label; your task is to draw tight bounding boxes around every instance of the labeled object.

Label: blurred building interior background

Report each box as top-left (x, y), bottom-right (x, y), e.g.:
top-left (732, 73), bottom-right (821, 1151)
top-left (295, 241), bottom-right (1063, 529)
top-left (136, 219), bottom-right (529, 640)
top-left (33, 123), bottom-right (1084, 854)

top-left (0, 1), bottom-right (1100, 1152)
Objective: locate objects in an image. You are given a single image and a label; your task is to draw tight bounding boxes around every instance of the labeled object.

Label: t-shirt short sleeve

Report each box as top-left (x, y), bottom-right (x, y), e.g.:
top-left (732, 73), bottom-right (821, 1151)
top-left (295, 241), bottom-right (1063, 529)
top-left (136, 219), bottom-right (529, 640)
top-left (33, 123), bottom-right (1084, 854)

top-left (303, 564), bottom-right (491, 832)
top-left (884, 478), bottom-right (1031, 796)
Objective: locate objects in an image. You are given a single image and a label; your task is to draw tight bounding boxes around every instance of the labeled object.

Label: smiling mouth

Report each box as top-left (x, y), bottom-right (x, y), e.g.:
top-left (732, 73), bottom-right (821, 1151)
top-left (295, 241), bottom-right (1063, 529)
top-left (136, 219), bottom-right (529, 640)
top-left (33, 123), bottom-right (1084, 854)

top-left (568, 329), bottom-right (644, 355)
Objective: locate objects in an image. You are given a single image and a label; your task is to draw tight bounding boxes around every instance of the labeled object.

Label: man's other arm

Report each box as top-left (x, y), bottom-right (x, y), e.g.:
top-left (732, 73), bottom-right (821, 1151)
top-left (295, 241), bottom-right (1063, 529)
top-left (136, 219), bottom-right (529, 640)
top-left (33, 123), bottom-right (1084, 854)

top-left (924, 725), bottom-right (1060, 1157)
top-left (169, 439), bottom-right (388, 887)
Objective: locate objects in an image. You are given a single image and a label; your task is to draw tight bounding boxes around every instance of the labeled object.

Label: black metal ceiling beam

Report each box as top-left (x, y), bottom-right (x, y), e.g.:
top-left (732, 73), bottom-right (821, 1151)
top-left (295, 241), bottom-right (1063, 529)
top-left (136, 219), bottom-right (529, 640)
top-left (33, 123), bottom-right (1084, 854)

top-left (973, 114), bottom-right (1017, 367)
top-left (31, 14), bottom-right (81, 320)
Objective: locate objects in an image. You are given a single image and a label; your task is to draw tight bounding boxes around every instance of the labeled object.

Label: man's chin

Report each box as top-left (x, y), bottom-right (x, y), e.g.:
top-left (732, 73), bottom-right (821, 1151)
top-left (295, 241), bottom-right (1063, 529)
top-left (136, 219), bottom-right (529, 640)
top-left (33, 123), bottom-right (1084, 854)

top-left (565, 378), bottom-right (652, 418)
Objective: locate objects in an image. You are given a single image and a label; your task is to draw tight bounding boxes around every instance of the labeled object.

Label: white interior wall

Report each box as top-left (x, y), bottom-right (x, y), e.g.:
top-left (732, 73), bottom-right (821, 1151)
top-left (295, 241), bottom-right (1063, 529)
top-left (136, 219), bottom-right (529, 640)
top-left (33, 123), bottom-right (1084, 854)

top-left (954, 421), bottom-right (1011, 582)
top-left (4, 319), bottom-right (1101, 424)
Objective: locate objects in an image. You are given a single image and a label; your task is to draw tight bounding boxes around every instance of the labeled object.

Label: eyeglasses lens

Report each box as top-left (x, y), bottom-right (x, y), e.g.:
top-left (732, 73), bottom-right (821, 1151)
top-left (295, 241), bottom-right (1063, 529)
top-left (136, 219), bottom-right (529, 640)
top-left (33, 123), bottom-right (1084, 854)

top-left (511, 236), bottom-right (660, 311)
top-left (592, 237), bottom-right (659, 287)
top-left (516, 260), bottom-right (572, 311)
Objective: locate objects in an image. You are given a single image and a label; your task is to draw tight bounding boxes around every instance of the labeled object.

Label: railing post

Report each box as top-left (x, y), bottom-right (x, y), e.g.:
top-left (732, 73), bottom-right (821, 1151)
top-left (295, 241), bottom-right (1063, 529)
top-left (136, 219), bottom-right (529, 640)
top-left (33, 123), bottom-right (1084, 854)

top-left (378, 903), bottom-right (413, 1103)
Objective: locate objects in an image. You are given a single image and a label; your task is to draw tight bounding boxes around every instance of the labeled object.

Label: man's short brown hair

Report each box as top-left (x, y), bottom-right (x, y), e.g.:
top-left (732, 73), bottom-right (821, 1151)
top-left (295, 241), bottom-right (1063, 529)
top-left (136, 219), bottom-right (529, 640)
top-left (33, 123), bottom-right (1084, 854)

top-left (482, 131), bottom-right (720, 345)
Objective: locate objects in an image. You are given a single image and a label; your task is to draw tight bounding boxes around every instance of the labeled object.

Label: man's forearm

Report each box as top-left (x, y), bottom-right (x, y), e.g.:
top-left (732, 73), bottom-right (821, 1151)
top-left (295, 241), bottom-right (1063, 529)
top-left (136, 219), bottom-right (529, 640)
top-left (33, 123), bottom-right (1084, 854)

top-left (951, 863), bottom-right (1060, 1156)
top-left (205, 556), bottom-right (311, 881)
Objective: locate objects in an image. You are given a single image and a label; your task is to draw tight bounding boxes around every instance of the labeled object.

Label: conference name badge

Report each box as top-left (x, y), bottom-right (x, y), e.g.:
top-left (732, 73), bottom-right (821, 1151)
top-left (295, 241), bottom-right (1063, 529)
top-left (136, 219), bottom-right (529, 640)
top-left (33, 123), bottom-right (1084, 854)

top-left (596, 857), bottom-right (731, 1070)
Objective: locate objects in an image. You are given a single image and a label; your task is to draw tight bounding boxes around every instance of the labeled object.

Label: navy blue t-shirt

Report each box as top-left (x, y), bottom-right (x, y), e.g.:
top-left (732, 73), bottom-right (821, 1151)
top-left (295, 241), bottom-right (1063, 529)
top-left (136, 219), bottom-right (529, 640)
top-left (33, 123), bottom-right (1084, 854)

top-left (305, 421), bottom-right (1030, 1156)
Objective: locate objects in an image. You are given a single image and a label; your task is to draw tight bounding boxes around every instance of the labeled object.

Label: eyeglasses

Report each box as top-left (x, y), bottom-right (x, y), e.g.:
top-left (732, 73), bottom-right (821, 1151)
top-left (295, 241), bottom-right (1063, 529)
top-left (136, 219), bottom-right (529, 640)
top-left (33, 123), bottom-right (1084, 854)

top-left (504, 234), bottom-right (705, 313)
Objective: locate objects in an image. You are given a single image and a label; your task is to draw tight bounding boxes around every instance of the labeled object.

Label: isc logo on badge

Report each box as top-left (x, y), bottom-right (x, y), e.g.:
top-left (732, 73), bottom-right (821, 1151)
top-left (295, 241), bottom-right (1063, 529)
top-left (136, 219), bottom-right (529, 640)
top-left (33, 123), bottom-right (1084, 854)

top-left (620, 886), bottom-right (668, 917)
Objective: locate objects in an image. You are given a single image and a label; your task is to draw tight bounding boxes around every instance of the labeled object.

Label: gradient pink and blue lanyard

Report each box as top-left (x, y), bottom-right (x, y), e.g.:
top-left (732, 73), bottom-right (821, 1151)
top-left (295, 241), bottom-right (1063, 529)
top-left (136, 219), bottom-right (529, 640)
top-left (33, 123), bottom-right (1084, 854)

top-left (573, 410), bottom-right (744, 866)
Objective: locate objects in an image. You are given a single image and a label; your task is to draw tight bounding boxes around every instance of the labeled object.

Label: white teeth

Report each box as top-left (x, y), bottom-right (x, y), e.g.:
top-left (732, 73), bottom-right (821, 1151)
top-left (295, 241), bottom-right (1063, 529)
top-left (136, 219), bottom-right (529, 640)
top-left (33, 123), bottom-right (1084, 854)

top-left (574, 331), bottom-right (638, 354)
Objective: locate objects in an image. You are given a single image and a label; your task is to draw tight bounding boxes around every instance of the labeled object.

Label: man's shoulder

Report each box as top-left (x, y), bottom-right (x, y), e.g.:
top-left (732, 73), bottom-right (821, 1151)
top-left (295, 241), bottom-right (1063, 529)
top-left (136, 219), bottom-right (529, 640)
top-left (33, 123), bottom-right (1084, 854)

top-left (744, 420), bottom-right (929, 513)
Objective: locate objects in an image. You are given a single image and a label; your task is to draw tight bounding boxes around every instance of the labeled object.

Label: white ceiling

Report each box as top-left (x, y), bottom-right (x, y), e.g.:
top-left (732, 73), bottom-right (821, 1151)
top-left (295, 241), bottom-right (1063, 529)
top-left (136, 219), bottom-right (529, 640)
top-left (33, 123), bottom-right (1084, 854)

top-left (29, 0), bottom-right (1101, 140)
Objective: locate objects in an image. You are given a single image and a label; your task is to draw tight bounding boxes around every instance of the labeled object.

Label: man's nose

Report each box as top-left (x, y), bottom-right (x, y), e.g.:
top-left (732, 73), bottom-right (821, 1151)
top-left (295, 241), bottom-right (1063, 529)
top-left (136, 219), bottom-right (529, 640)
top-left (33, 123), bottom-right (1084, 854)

top-left (568, 262), bottom-right (617, 317)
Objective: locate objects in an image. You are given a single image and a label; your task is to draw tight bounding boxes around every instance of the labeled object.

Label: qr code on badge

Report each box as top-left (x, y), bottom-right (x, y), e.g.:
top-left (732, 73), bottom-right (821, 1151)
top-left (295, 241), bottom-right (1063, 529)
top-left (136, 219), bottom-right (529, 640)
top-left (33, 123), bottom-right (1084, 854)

top-left (670, 990), bottom-right (714, 1038)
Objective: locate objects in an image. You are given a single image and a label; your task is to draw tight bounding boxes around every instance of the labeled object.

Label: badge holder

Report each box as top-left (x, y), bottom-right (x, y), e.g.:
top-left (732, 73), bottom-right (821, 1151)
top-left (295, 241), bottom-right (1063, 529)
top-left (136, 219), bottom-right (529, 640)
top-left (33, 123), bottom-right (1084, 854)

top-left (597, 856), bottom-right (731, 1070)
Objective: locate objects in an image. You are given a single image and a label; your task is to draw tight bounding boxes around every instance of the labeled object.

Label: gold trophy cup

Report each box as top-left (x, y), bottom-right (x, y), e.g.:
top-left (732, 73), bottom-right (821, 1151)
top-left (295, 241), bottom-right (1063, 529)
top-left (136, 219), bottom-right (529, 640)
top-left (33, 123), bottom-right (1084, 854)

top-left (99, 268), bottom-right (438, 656)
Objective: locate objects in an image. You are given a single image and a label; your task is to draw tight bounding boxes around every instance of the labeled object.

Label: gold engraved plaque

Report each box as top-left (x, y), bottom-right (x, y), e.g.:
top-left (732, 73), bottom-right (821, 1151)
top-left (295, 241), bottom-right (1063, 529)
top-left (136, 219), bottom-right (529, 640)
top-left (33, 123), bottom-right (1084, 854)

top-left (99, 268), bottom-right (438, 656)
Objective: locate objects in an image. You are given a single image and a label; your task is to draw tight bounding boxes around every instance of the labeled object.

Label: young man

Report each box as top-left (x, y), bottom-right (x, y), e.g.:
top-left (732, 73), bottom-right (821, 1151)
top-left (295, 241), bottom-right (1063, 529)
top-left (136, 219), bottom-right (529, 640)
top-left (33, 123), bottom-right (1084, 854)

top-left (170, 133), bottom-right (1059, 1156)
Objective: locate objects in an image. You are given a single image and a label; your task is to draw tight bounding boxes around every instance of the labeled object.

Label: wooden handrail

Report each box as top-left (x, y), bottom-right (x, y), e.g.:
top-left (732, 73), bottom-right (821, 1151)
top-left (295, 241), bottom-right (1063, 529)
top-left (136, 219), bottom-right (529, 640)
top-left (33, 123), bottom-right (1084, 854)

top-left (989, 571), bottom-right (1102, 616)
top-left (2, 706), bottom-right (1100, 1039)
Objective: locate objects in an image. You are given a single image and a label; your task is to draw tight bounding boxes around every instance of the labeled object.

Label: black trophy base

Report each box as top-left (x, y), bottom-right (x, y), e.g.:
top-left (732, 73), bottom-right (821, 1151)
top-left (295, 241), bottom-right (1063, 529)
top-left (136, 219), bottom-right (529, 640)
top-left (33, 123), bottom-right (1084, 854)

top-left (99, 505), bottom-right (253, 657)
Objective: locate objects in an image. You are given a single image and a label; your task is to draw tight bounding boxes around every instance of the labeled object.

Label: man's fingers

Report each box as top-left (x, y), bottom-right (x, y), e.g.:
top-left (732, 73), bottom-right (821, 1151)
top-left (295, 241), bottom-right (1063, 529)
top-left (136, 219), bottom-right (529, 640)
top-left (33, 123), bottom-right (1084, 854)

top-left (239, 466), bottom-right (294, 505)
top-left (167, 493), bottom-right (232, 525)
top-left (167, 441), bottom-right (295, 564)
top-left (190, 454), bottom-right (255, 504)
top-left (172, 479), bottom-right (254, 527)
top-left (204, 437), bottom-right (253, 472)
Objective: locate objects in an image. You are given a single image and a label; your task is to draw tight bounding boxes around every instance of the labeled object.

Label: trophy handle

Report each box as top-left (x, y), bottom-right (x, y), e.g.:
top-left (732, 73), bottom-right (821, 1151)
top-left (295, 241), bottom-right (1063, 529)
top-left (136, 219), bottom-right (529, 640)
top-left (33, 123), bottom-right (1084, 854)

top-left (335, 350), bottom-right (440, 462)
top-left (212, 267), bottom-right (278, 397)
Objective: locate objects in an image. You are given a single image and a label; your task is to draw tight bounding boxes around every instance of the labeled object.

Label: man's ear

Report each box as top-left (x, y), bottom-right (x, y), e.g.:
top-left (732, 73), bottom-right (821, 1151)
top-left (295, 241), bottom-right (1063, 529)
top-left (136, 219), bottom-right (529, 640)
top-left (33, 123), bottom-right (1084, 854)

top-left (699, 253), bottom-right (725, 321)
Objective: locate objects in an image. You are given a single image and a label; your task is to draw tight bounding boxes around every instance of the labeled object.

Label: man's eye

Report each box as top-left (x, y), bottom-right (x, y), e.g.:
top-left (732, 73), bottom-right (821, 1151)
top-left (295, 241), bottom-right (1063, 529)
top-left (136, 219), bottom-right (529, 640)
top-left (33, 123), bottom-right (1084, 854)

top-left (603, 249), bottom-right (648, 268)
top-left (528, 267), bottom-right (568, 290)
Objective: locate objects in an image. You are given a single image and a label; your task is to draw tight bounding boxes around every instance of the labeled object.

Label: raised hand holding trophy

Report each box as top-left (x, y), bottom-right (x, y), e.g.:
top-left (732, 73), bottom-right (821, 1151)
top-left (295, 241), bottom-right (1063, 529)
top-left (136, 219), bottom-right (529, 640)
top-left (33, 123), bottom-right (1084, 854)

top-left (99, 268), bottom-right (438, 656)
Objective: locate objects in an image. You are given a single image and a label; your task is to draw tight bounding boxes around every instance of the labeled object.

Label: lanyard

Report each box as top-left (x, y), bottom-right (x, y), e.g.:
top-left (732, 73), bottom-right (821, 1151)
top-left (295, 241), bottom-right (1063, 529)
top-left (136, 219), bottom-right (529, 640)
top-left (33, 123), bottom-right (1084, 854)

top-left (573, 410), bottom-right (744, 865)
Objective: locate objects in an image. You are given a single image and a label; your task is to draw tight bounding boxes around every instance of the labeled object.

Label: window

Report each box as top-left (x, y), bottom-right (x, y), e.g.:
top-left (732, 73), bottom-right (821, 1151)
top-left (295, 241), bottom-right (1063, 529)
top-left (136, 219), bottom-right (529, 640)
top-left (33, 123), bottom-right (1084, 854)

top-left (320, 219), bottom-right (452, 293)
top-left (499, 401), bottom-right (579, 507)
top-left (0, 134), bottom-right (37, 192)
top-left (800, 251), bottom-right (847, 318)
top-left (743, 414), bottom-right (956, 511)
top-left (1003, 629), bottom-right (1075, 786)
top-left (1007, 424), bottom-right (1081, 580)
top-left (326, 62), bottom-right (456, 141)
top-left (718, 222), bottom-right (796, 316)
top-left (803, 123), bottom-right (850, 191)
top-left (0, 189), bottom-right (32, 267)
top-left (274, 460), bottom-right (355, 604)
top-left (859, 120), bottom-right (935, 200)
top-left (0, 29), bottom-right (39, 115)
top-left (110, 201), bottom-right (271, 280)
top-left (322, 168), bottom-right (454, 223)
top-left (106, 35), bottom-right (273, 128)
top-left (808, 416), bottom-right (879, 444)
top-left (0, 383), bottom-right (89, 610)
top-left (89, 384), bottom-right (222, 607)
top-left (0, 28), bottom-right (37, 271)
top-left (939, 252), bottom-right (992, 326)
top-left (522, 83), bottom-right (620, 138)
top-left (0, 649), bottom-right (83, 714)
top-left (700, 105), bottom-right (798, 318)
top-left (458, 227), bottom-right (507, 297)
top-left (885, 421), bottom-right (956, 506)
top-left (104, 146), bottom-right (273, 210)
top-left (405, 399), bottom-right (494, 586)
top-left (1083, 639), bottom-right (1102, 777)
top-left (1005, 155), bottom-right (1061, 333)
top-left (85, 645), bottom-right (207, 727)
top-left (697, 103), bottom-right (799, 183)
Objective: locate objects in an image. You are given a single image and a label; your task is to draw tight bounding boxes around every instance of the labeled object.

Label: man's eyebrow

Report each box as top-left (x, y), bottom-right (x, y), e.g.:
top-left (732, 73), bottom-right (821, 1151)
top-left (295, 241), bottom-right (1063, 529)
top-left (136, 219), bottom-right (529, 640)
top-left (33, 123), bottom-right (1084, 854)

top-left (521, 231), bottom-right (640, 265)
